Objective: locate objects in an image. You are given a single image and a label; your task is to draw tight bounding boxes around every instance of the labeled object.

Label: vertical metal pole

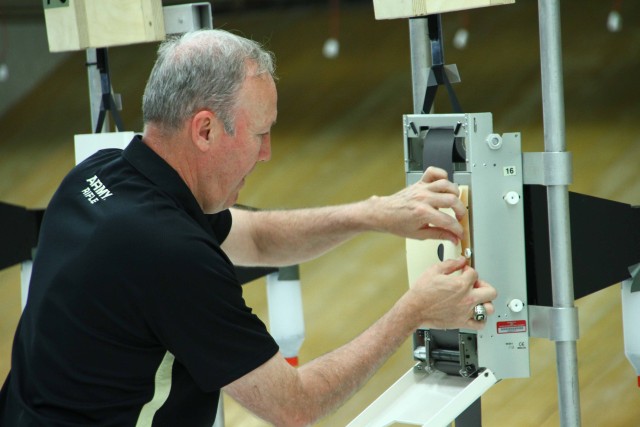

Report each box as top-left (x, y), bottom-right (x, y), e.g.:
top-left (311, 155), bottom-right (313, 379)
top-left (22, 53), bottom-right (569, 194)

top-left (409, 18), bottom-right (430, 114)
top-left (537, 1), bottom-right (582, 426)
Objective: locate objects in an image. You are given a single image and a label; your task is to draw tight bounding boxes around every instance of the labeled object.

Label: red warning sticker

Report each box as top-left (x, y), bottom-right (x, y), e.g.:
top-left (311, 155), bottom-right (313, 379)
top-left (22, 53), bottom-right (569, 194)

top-left (497, 320), bottom-right (527, 334)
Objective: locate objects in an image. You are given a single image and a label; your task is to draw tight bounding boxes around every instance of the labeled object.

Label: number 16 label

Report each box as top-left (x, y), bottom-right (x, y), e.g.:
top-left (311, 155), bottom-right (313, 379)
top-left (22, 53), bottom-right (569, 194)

top-left (503, 166), bottom-right (517, 176)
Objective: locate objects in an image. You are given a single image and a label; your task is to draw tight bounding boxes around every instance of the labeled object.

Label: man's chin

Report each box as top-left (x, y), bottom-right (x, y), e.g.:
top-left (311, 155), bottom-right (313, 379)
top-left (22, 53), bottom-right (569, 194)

top-left (225, 192), bottom-right (240, 209)
top-left (202, 193), bottom-right (238, 214)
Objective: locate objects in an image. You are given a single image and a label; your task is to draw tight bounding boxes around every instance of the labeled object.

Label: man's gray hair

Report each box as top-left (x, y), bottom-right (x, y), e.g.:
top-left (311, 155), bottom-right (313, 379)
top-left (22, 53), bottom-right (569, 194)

top-left (142, 29), bottom-right (276, 135)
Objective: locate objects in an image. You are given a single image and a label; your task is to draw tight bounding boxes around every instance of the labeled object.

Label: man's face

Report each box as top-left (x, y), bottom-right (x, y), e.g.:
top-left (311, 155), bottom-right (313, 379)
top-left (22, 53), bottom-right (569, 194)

top-left (203, 72), bottom-right (278, 213)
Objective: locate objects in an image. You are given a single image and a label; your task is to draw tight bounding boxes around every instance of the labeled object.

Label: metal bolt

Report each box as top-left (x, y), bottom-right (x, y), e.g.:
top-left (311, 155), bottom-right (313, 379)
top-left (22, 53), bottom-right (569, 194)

top-left (413, 346), bottom-right (427, 361)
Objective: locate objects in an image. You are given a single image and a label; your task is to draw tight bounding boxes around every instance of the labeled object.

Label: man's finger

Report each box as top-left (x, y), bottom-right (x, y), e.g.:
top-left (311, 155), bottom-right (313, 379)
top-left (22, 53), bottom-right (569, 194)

top-left (417, 226), bottom-right (460, 245)
top-left (422, 209), bottom-right (464, 239)
top-left (482, 302), bottom-right (495, 315)
top-left (425, 178), bottom-right (460, 196)
top-left (422, 166), bottom-right (448, 183)
top-left (459, 264), bottom-right (479, 285)
top-left (424, 194), bottom-right (465, 218)
top-left (436, 256), bottom-right (468, 275)
top-left (471, 279), bottom-right (498, 301)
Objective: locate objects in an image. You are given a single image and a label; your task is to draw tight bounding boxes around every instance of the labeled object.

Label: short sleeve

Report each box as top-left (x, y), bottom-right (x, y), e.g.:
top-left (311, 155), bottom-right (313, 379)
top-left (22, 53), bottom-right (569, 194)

top-left (207, 209), bottom-right (232, 244)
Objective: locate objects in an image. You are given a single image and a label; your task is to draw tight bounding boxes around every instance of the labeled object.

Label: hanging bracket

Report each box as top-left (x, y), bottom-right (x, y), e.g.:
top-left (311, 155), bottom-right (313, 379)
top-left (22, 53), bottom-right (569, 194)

top-left (421, 14), bottom-right (463, 114)
top-left (92, 48), bottom-right (125, 133)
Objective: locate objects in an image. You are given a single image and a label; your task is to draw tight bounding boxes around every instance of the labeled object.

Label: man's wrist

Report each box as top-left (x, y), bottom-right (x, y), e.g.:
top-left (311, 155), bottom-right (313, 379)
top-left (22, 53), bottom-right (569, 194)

top-left (356, 196), bottom-right (385, 233)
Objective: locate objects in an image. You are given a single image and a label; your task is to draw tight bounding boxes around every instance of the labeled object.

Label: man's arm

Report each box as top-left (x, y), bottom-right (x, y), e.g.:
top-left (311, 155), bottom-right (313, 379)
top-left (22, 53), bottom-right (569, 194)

top-left (222, 167), bottom-right (466, 267)
top-left (223, 257), bottom-right (497, 427)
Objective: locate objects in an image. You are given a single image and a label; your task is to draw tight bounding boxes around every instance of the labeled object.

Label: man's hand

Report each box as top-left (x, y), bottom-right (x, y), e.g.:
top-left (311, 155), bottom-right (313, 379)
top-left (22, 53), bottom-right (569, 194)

top-left (404, 256), bottom-right (497, 330)
top-left (368, 166), bottom-right (466, 244)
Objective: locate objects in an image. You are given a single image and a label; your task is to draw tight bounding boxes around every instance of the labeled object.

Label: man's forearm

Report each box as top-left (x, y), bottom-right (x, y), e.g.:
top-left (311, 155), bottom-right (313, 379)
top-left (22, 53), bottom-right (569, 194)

top-left (227, 201), bottom-right (378, 266)
top-left (224, 293), bottom-right (420, 427)
top-left (296, 292), bottom-right (418, 422)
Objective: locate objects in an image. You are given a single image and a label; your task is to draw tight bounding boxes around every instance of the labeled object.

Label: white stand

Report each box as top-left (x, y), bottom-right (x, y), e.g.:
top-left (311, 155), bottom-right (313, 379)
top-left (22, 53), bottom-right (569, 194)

top-left (621, 275), bottom-right (640, 386)
top-left (347, 368), bottom-right (497, 427)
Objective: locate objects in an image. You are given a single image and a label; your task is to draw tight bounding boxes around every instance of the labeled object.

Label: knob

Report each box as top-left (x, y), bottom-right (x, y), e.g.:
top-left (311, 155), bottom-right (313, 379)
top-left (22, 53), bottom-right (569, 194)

top-left (486, 133), bottom-right (503, 150)
top-left (508, 299), bottom-right (524, 313)
top-left (504, 191), bottom-right (520, 205)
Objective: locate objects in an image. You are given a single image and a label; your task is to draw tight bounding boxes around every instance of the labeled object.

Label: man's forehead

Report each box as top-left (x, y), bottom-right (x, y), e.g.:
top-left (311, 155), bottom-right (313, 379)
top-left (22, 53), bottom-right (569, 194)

top-left (236, 74), bottom-right (277, 126)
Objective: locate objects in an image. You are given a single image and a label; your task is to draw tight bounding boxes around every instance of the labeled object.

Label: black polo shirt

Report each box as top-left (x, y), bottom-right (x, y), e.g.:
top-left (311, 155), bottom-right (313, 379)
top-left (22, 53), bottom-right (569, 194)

top-left (0, 136), bottom-right (278, 426)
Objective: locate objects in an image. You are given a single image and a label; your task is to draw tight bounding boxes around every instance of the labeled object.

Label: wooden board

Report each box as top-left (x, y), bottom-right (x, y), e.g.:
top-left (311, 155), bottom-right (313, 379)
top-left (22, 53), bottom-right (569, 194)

top-left (373, 0), bottom-right (515, 20)
top-left (44, 0), bottom-right (165, 52)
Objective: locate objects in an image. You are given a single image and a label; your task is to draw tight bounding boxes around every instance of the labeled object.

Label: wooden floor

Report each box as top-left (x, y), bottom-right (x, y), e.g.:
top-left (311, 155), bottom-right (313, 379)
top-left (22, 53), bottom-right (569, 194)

top-left (1, 1), bottom-right (639, 426)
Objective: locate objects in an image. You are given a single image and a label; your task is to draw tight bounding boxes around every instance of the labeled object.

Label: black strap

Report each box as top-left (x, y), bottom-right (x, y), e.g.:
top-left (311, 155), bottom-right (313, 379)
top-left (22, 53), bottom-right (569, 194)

top-left (422, 128), bottom-right (456, 178)
top-left (421, 14), bottom-right (463, 114)
top-left (94, 48), bottom-right (125, 133)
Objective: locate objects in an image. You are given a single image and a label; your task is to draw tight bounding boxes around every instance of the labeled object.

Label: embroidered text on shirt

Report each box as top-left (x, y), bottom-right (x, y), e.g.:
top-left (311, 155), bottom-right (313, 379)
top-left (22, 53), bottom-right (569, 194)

top-left (81, 175), bottom-right (113, 204)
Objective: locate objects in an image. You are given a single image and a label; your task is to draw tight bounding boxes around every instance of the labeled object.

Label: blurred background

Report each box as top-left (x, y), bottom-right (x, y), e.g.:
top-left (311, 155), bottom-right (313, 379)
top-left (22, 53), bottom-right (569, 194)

top-left (1, 0), bottom-right (639, 425)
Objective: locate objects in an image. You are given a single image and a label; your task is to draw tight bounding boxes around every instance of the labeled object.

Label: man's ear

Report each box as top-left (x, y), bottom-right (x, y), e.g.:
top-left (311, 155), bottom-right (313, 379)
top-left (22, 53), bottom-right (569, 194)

top-left (190, 110), bottom-right (218, 152)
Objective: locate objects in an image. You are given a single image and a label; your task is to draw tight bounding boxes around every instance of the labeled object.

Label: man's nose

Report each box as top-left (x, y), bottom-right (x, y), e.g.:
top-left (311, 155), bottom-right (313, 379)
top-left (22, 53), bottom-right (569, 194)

top-left (259, 135), bottom-right (271, 162)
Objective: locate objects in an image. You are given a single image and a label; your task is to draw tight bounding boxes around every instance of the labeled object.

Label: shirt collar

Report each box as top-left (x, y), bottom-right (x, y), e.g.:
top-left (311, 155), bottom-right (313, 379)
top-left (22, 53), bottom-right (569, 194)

top-left (122, 135), bottom-right (212, 232)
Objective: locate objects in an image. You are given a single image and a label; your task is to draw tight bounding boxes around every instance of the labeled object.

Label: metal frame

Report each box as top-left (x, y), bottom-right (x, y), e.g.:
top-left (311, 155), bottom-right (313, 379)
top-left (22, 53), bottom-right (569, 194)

top-left (407, 1), bottom-right (581, 425)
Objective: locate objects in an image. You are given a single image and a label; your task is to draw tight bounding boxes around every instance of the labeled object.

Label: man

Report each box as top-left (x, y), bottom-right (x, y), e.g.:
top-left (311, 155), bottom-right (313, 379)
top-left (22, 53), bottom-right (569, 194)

top-left (0, 30), bottom-right (496, 426)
